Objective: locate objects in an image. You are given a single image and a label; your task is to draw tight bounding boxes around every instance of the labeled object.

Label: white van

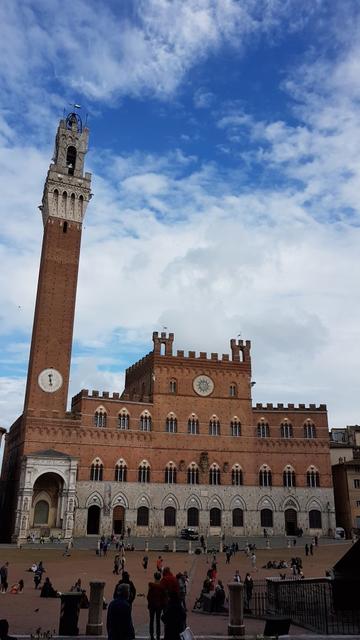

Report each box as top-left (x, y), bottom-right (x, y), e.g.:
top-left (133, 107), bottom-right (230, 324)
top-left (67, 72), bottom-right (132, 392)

top-left (334, 527), bottom-right (345, 539)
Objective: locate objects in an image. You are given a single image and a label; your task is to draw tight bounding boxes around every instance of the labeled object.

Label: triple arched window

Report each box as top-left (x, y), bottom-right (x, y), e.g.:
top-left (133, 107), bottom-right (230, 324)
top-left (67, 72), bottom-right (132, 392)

top-left (283, 465), bottom-right (296, 487)
top-left (259, 464), bottom-right (272, 487)
top-left (118, 410), bottom-right (129, 430)
top-left (304, 421), bottom-right (316, 438)
top-left (280, 421), bottom-right (293, 438)
top-left (138, 461), bottom-right (150, 483)
top-left (231, 418), bottom-right (241, 437)
top-left (257, 420), bottom-right (269, 438)
top-left (209, 416), bottom-right (220, 436)
top-left (90, 458), bottom-right (103, 481)
top-left (165, 462), bottom-right (177, 484)
top-left (232, 464), bottom-right (243, 486)
top-left (140, 411), bottom-right (152, 432)
top-left (209, 463), bottom-right (221, 485)
top-left (166, 414), bottom-right (177, 433)
top-left (307, 466), bottom-right (320, 487)
top-left (114, 459), bottom-right (127, 482)
top-left (187, 463), bottom-right (199, 485)
top-left (94, 407), bottom-right (106, 428)
top-left (188, 416), bottom-right (199, 435)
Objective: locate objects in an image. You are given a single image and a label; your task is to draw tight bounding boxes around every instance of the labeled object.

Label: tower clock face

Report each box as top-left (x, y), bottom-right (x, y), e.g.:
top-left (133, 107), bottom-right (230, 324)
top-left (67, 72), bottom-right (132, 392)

top-left (193, 375), bottom-right (214, 397)
top-left (38, 368), bottom-right (63, 393)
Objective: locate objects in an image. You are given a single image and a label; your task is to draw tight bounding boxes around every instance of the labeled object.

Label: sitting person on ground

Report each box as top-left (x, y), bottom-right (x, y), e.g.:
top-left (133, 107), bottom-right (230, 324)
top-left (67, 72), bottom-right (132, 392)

top-left (0, 619), bottom-right (17, 640)
top-left (210, 581), bottom-right (226, 612)
top-left (202, 576), bottom-right (212, 594)
top-left (40, 577), bottom-right (59, 598)
top-left (9, 580), bottom-right (24, 595)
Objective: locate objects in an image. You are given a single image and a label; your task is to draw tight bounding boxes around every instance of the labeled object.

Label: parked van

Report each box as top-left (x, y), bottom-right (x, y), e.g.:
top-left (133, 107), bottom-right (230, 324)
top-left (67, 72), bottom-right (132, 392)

top-left (334, 527), bottom-right (345, 539)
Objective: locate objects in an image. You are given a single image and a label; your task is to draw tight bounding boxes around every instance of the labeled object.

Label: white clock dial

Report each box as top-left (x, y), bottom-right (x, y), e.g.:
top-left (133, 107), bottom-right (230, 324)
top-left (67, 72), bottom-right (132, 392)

top-left (38, 368), bottom-right (63, 393)
top-left (193, 375), bottom-right (214, 397)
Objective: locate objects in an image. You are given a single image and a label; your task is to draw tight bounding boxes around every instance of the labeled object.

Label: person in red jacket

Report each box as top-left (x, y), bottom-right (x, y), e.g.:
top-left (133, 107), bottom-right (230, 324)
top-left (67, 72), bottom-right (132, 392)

top-left (160, 567), bottom-right (179, 601)
top-left (147, 572), bottom-right (166, 640)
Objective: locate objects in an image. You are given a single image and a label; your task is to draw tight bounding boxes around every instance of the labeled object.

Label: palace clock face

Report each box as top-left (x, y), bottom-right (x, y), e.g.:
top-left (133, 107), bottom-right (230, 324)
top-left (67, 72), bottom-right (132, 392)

top-left (193, 375), bottom-right (214, 397)
top-left (38, 368), bottom-right (63, 393)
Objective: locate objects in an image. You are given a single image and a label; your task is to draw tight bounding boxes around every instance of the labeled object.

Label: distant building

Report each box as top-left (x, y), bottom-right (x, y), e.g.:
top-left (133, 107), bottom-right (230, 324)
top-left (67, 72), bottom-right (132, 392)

top-left (0, 114), bottom-right (336, 542)
top-left (330, 426), bottom-right (360, 534)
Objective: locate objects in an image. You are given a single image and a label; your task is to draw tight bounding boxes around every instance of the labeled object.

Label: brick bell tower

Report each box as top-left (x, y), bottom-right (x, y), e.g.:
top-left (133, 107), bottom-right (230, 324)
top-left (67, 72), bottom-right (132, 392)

top-left (23, 111), bottom-right (92, 416)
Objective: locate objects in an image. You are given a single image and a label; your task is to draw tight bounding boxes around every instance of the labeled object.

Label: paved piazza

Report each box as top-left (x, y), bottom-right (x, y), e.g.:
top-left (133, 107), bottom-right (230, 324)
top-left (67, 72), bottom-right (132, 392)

top-left (0, 540), bottom-right (350, 636)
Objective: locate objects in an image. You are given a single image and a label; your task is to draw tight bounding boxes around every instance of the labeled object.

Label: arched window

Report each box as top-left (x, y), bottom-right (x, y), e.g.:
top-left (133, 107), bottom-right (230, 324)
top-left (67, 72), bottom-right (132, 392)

top-left (138, 461), bottom-right (150, 483)
top-left (261, 508), bottom-right (273, 527)
top-left (232, 464), bottom-right (243, 486)
top-left (118, 410), bottom-right (129, 430)
top-left (209, 416), bottom-right (220, 436)
top-left (66, 146), bottom-right (77, 175)
top-left (210, 507), bottom-right (221, 527)
top-left (164, 506), bottom-right (176, 526)
top-left (188, 416), bottom-right (199, 435)
top-left (304, 421), bottom-right (316, 438)
top-left (232, 508), bottom-right (244, 527)
top-left (166, 414), bottom-right (177, 433)
top-left (169, 379), bottom-right (177, 394)
top-left (257, 420), bottom-right (269, 438)
top-left (280, 421), bottom-right (293, 438)
top-left (259, 465), bottom-right (272, 487)
top-left (307, 467), bottom-right (320, 487)
top-left (187, 463), bottom-right (199, 485)
top-left (283, 466), bottom-right (296, 487)
top-left (231, 419), bottom-right (241, 437)
top-left (209, 463), bottom-right (221, 485)
top-left (34, 500), bottom-right (49, 525)
top-left (114, 459), bottom-right (127, 482)
top-left (94, 407), bottom-right (107, 428)
top-left (137, 506), bottom-right (149, 526)
top-left (309, 509), bottom-right (322, 528)
top-left (165, 462), bottom-right (177, 484)
top-left (229, 383), bottom-right (237, 397)
top-left (187, 507), bottom-right (199, 527)
top-left (90, 459), bottom-right (103, 481)
top-left (140, 412), bottom-right (152, 432)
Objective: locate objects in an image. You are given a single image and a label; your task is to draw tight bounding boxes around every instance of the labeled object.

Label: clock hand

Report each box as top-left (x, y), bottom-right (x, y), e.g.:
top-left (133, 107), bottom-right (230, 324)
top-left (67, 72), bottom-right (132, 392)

top-left (48, 373), bottom-right (53, 386)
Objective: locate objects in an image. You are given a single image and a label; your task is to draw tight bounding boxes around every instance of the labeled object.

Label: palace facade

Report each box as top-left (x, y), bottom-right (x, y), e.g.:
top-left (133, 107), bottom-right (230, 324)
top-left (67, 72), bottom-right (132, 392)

top-left (0, 114), bottom-right (335, 542)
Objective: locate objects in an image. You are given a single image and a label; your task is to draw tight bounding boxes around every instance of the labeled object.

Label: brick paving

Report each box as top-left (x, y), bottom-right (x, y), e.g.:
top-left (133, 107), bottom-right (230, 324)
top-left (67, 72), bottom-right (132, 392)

top-left (0, 541), bottom-right (351, 636)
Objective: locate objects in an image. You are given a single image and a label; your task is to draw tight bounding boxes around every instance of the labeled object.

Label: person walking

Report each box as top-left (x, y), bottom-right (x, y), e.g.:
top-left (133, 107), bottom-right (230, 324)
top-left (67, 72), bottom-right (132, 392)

top-left (156, 556), bottom-right (163, 574)
top-left (225, 549), bottom-right (232, 564)
top-left (142, 555), bottom-right (149, 571)
top-left (113, 555), bottom-right (120, 575)
top-left (251, 552), bottom-right (257, 571)
top-left (147, 571), bottom-right (166, 640)
top-left (161, 591), bottom-right (186, 640)
top-left (244, 573), bottom-right (253, 613)
top-left (107, 583), bottom-right (135, 640)
top-left (121, 554), bottom-right (126, 573)
top-left (113, 572), bottom-right (136, 610)
top-left (305, 543), bottom-right (309, 557)
top-left (0, 563), bottom-right (9, 594)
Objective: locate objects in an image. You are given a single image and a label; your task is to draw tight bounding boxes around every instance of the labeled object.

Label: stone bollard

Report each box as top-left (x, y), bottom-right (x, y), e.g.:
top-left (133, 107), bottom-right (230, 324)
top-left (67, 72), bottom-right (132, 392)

top-left (86, 581), bottom-right (105, 635)
top-left (59, 592), bottom-right (82, 636)
top-left (266, 539), bottom-right (270, 549)
top-left (173, 539), bottom-right (177, 552)
top-left (228, 581), bottom-right (245, 636)
top-left (188, 540), bottom-right (192, 554)
top-left (145, 540), bottom-right (149, 552)
top-left (220, 540), bottom-right (223, 553)
top-left (287, 538), bottom-right (291, 548)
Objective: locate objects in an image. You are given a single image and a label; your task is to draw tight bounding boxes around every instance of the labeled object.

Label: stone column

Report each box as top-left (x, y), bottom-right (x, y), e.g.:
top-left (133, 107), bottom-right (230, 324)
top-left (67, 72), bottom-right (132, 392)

top-left (145, 540), bottom-right (149, 552)
top-left (86, 581), bottom-right (105, 635)
top-left (228, 582), bottom-right (245, 637)
top-left (173, 539), bottom-right (177, 552)
top-left (266, 539), bottom-right (270, 549)
top-left (220, 539), bottom-right (223, 553)
top-left (59, 592), bottom-right (82, 635)
top-left (188, 540), bottom-right (192, 554)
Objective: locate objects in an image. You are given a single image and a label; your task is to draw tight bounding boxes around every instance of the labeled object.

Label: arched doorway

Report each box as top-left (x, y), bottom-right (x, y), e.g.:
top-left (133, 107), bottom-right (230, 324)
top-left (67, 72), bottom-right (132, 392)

top-left (32, 472), bottom-right (64, 532)
top-left (87, 505), bottom-right (101, 535)
top-left (285, 508), bottom-right (297, 535)
top-left (113, 505), bottom-right (125, 534)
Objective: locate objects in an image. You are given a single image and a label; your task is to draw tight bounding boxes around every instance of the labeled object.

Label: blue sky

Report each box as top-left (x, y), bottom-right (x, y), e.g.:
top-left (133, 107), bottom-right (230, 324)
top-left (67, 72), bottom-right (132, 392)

top-left (1, 0), bottom-right (360, 437)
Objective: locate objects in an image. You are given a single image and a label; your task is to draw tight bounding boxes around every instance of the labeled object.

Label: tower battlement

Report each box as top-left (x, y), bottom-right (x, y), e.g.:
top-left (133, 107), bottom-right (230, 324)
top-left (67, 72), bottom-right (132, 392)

top-left (253, 402), bottom-right (327, 411)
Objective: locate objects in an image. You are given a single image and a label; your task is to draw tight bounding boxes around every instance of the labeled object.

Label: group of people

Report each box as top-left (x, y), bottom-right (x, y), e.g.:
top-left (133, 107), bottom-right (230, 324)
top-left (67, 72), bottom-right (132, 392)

top-left (107, 561), bottom-right (189, 640)
top-left (98, 534), bottom-right (135, 557)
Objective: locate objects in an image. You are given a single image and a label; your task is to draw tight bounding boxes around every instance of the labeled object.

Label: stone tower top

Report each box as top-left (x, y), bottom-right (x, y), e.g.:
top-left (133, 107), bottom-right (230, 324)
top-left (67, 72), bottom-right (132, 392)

top-left (39, 111), bottom-right (92, 226)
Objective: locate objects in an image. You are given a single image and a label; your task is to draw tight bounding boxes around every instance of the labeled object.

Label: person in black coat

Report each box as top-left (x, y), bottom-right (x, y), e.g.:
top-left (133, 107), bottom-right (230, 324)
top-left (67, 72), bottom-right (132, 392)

top-left (161, 591), bottom-right (186, 640)
top-left (107, 584), bottom-right (135, 640)
top-left (113, 571), bottom-right (136, 609)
